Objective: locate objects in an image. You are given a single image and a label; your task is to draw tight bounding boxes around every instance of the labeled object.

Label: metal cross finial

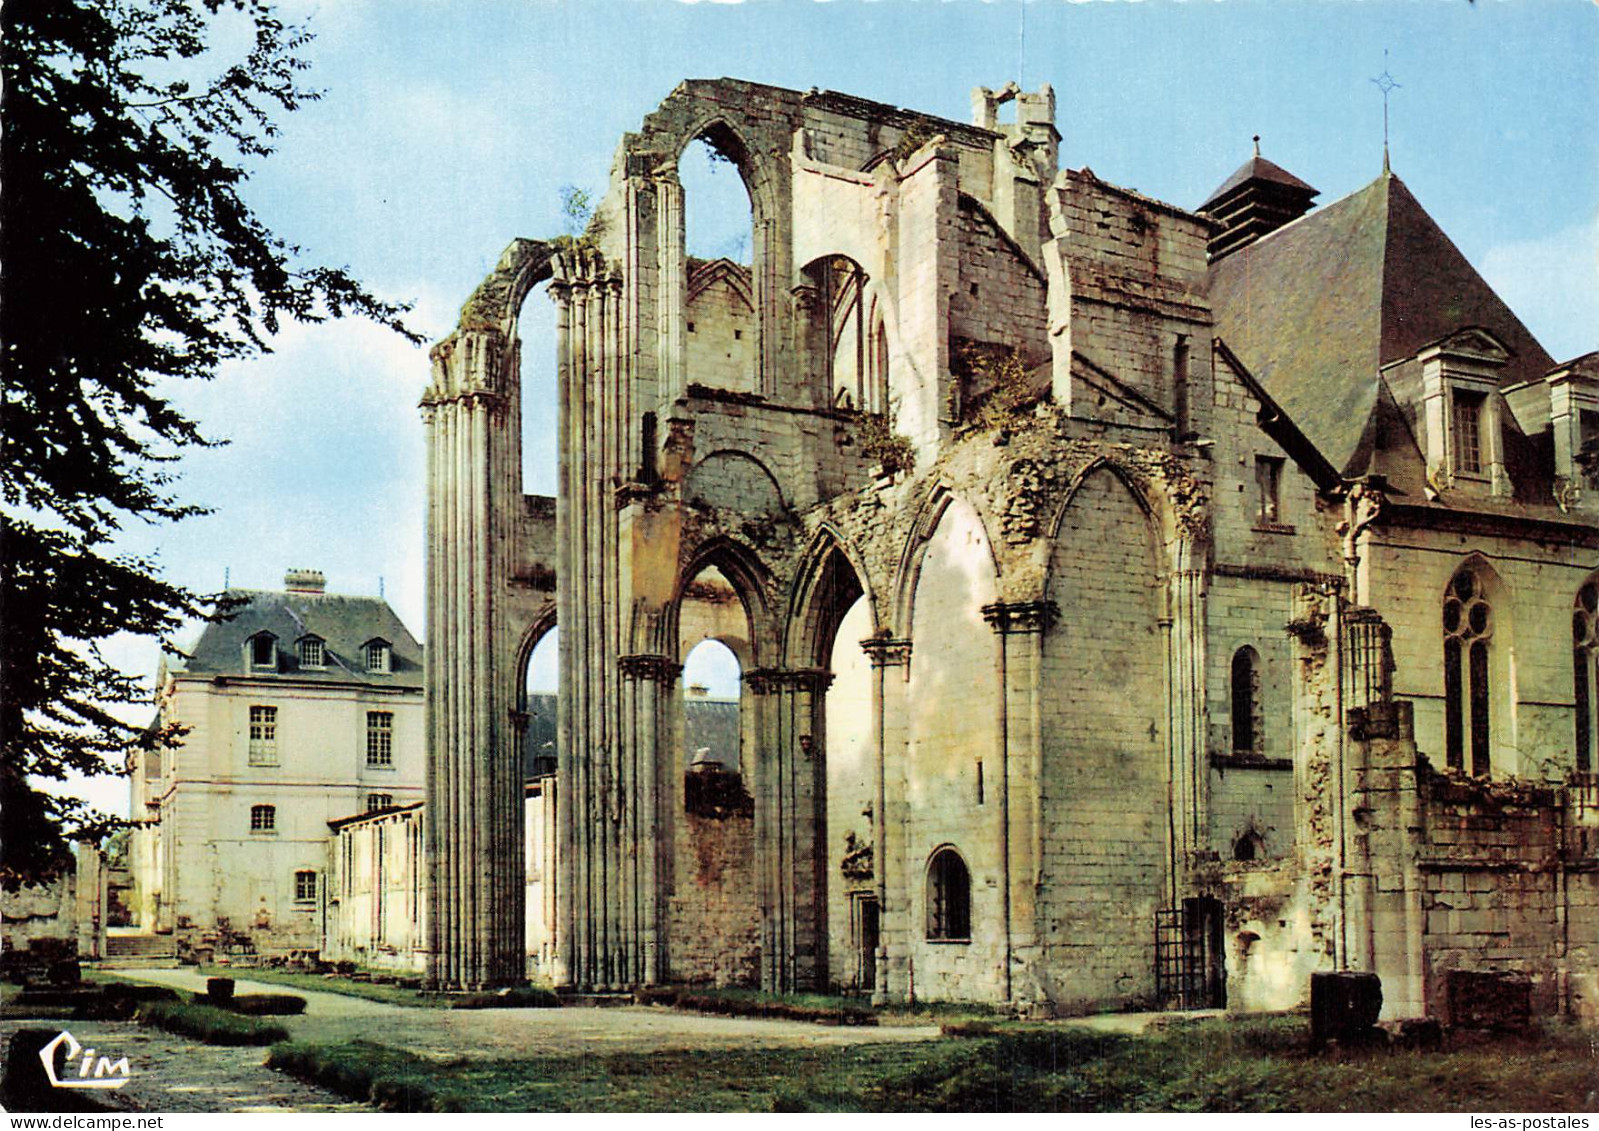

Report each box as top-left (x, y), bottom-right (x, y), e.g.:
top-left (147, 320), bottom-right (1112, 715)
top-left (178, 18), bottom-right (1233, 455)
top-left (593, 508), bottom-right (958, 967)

top-left (1371, 50), bottom-right (1401, 172)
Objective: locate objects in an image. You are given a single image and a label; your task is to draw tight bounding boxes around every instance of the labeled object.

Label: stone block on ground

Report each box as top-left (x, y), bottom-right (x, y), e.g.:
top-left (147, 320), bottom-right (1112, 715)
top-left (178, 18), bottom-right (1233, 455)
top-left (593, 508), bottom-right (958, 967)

top-left (1310, 970), bottom-right (1383, 1051)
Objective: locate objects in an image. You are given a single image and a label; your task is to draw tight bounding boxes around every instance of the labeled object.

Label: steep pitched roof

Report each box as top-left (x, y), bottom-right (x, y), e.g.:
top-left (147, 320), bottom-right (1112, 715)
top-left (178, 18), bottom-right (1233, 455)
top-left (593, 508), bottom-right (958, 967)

top-left (1200, 154), bottom-right (1317, 211)
top-left (168, 589), bottom-right (423, 687)
top-left (1209, 171), bottom-right (1555, 479)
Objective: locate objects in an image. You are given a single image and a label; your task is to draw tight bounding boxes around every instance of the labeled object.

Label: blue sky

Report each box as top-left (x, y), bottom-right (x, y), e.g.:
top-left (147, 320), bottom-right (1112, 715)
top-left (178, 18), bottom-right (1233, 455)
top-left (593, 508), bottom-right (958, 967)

top-left (82, 0), bottom-right (1598, 815)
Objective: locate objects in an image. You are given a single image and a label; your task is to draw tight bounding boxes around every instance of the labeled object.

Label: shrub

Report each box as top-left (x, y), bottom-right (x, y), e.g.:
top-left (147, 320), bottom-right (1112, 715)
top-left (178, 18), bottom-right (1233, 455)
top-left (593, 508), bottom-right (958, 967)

top-left (135, 1000), bottom-right (288, 1045)
top-left (226, 993), bottom-right (307, 1016)
top-left (449, 985), bottom-right (560, 1010)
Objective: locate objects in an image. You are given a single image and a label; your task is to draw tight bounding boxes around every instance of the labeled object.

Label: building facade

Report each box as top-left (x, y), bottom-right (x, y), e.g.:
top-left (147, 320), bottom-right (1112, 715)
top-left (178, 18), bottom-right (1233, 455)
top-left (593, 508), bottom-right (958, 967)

top-left (421, 78), bottom-right (1599, 1017)
top-left (128, 570), bottom-right (424, 958)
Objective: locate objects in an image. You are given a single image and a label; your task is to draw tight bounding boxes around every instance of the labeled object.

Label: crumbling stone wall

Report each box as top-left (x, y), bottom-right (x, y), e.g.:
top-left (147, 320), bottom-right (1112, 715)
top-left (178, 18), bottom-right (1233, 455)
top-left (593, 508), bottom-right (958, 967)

top-left (668, 771), bottom-right (760, 987)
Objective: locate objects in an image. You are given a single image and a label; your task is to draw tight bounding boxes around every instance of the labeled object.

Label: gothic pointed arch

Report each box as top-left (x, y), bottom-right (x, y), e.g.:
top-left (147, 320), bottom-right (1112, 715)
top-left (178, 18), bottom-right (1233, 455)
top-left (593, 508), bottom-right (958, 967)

top-left (1442, 554), bottom-right (1513, 777)
top-left (1574, 572), bottom-right (1599, 773)
top-left (785, 527), bottom-right (877, 670)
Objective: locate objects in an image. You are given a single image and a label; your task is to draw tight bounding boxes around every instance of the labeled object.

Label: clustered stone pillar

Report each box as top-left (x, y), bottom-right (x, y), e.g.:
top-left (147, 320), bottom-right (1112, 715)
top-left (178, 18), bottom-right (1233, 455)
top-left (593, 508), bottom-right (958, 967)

top-left (552, 248), bottom-right (662, 991)
top-left (421, 327), bottom-right (526, 990)
top-left (745, 667), bottom-right (833, 992)
top-left (981, 600), bottom-right (1058, 1003)
top-left (861, 636), bottom-right (911, 1004)
top-left (1167, 538), bottom-right (1209, 886)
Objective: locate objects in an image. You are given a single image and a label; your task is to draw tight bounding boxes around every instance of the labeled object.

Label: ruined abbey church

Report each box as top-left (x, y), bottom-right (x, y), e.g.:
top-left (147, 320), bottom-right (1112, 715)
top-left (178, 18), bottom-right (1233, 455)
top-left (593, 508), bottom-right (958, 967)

top-left (421, 78), bottom-right (1599, 1019)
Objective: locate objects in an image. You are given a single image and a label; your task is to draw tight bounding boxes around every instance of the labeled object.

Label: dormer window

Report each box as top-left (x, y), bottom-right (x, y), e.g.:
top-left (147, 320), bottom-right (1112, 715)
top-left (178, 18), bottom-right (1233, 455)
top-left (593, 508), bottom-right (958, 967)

top-left (298, 636), bottom-right (325, 669)
top-left (1418, 329), bottom-right (1510, 498)
top-left (364, 640), bottom-right (391, 674)
top-left (247, 632), bottom-right (278, 672)
top-left (1452, 390), bottom-right (1485, 476)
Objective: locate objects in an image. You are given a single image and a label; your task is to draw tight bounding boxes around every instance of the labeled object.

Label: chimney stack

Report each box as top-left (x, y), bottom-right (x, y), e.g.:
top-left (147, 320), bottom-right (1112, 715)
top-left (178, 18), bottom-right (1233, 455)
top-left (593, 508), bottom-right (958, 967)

top-left (284, 569), bottom-right (326, 594)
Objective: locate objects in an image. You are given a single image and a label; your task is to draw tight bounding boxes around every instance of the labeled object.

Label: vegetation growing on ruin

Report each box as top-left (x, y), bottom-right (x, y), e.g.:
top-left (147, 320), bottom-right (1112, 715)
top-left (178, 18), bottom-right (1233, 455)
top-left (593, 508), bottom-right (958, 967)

top-left (857, 411), bottom-right (916, 476)
top-left (953, 339), bottom-right (1043, 434)
top-left (552, 185), bottom-right (606, 254)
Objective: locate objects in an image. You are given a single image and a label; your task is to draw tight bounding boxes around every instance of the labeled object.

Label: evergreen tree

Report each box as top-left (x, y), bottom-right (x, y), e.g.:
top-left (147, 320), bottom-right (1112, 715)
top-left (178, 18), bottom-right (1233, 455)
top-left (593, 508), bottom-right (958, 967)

top-left (0, 0), bottom-right (415, 886)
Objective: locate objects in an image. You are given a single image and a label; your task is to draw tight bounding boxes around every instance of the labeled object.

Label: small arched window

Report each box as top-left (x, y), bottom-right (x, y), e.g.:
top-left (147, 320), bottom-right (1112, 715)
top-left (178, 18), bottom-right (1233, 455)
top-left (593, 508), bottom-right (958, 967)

top-left (1574, 580), bottom-right (1598, 773)
top-left (1233, 830), bottom-right (1265, 862)
top-left (1443, 567), bottom-right (1493, 776)
top-left (250, 804), bottom-right (276, 832)
top-left (1230, 646), bottom-right (1261, 755)
top-left (926, 847), bottom-right (971, 942)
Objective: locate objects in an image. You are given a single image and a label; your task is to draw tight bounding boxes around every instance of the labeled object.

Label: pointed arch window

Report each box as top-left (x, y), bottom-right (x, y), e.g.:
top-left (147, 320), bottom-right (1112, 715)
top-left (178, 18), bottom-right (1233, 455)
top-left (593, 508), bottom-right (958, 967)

top-left (1443, 567), bottom-right (1493, 776)
top-left (1574, 580), bottom-right (1598, 773)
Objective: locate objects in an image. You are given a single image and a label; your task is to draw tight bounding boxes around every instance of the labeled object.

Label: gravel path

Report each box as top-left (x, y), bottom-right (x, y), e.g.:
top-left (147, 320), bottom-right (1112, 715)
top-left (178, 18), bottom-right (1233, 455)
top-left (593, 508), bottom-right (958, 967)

top-left (99, 965), bottom-right (941, 1060)
top-left (0, 1018), bottom-right (369, 1114)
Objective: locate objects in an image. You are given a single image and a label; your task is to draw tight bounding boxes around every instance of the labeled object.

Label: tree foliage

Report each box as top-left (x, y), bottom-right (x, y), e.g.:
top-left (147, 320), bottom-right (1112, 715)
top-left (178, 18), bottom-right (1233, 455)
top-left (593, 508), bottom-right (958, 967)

top-left (0, 0), bottom-right (415, 887)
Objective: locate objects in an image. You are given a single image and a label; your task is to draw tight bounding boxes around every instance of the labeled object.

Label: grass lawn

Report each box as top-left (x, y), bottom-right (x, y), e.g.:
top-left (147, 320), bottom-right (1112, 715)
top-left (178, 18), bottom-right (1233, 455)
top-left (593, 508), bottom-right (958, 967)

top-left (195, 965), bottom-right (445, 1009)
top-left (269, 1014), bottom-right (1599, 1113)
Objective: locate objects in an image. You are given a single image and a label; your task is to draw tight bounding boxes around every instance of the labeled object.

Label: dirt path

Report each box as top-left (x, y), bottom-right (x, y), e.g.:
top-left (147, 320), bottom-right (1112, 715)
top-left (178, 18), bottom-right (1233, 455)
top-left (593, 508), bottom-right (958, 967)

top-left (99, 966), bottom-right (942, 1060)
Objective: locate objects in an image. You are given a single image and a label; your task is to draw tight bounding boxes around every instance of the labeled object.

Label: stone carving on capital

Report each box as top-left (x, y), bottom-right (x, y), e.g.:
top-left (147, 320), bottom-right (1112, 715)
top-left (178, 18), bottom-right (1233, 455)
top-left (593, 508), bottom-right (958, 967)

top-left (743, 667), bottom-right (835, 696)
top-left (618, 653), bottom-right (683, 683)
top-left (860, 633), bottom-right (912, 668)
top-left (980, 599), bottom-right (1060, 635)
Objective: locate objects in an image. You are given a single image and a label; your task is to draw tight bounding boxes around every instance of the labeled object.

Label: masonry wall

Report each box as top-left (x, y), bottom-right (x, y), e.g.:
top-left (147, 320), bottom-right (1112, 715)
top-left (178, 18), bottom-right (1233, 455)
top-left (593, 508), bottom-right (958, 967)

top-left (1366, 530), bottom-right (1592, 779)
top-left (1037, 467), bottom-right (1169, 1009)
top-left (144, 677), bottom-right (423, 957)
top-left (950, 196), bottom-right (1047, 366)
top-left (684, 268), bottom-right (756, 393)
top-left (667, 795), bottom-right (760, 986)
top-left (904, 495), bottom-right (1004, 1001)
top-left (326, 806), bottom-right (426, 973)
top-left (824, 596), bottom-right (876, 991)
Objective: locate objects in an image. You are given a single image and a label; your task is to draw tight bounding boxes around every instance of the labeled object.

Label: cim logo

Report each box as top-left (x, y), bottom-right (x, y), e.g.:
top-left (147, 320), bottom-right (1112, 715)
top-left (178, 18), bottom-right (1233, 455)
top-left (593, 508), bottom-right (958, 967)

top-left (38, 1030), bottom-right (133, 1090)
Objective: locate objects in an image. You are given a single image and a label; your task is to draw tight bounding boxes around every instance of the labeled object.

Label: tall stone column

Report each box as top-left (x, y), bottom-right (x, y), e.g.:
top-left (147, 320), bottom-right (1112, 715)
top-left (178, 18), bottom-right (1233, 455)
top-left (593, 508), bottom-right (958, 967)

top-left (981, 600), bottom-right (1057, 1004)
top-left (861, 637), bottom-right (911, 1004)
top-left (619, 653), bottom-right (678, 986)
top-left (1167, 539), bottom-right (1209, 880)
top-left (421, 327), bottom-right (526, 989)
top-left (552, 249), bottom-right (638, 991)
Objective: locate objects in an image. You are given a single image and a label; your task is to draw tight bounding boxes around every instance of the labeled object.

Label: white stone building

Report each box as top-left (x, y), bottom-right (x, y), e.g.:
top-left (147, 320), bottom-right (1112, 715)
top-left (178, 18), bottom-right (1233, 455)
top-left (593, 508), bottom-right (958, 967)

top-left (127, 570), bottom-right (424, 958)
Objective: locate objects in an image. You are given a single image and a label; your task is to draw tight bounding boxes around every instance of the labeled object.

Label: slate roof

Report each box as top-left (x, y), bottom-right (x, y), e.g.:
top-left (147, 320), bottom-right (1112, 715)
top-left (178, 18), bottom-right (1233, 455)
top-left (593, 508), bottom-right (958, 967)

top-left (1209, 170), bottom-right (1555, 491)
top-left (1200, 153), bottom-right (1317, 211)
top-left (168, 588), bottom-right (423, 687)
top-left (521, 693), bottom-right (740, 778)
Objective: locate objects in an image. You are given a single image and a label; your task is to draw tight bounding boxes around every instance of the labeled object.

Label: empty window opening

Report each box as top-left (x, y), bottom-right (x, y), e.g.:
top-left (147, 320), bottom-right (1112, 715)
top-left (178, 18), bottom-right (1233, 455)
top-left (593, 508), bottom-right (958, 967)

top-left (1233, 830), bottom-right (1265, 862)
top-left (250, 804), bottom-right (276, 832)
top-left (250, 634), bottom-right (276, 670)
top-left (366, 711), bottom-right (394, 767)
top-left (1255, 456), bottom-right (1285, 526)
top-left (1173, 335), bottom-right (1191, 438)
top-left (682, 637), bottom-right (741, 774)
top-left (248, 706), bottom-right (278, 767)
top-left (680, 132), bottom-right (753, 263)
top-left (523, 627), bottom-right (560, 778)
top-left (1230, 646), bottom-right (1262, 755)
top-left (1443, 567), bottom-right (1493, 775)
top-left (517, 278), bottom-right (559, 497)
top-left (927, 848), bottom-right (972, 941)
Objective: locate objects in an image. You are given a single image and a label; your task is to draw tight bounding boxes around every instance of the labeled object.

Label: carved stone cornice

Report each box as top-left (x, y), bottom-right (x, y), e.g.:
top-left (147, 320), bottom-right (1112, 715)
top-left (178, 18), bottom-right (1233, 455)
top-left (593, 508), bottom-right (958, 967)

top-left (981, 600), bottom-right (1059, 635)
top-left (743, 667), bottom-right (835, 695)
top-left (618, 654), bottom-right (682, 683)
top-left (860, 636), bottom-right (912, 668)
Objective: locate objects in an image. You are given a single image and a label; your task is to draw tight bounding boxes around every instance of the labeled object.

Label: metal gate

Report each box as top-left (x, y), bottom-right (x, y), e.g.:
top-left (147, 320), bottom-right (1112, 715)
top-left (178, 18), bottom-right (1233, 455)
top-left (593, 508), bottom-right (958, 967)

top-left (1155, 898), bottom-right (1225, 1009)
